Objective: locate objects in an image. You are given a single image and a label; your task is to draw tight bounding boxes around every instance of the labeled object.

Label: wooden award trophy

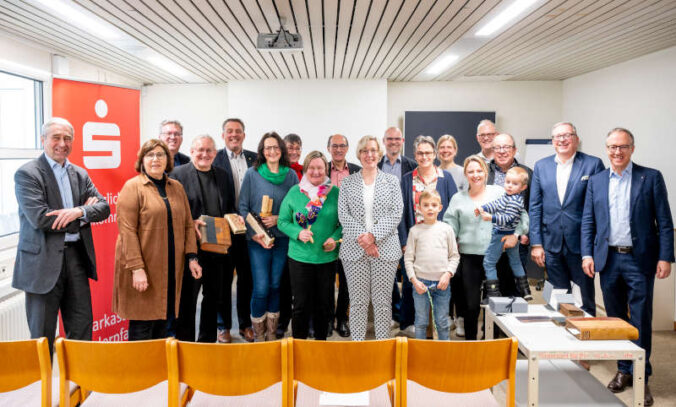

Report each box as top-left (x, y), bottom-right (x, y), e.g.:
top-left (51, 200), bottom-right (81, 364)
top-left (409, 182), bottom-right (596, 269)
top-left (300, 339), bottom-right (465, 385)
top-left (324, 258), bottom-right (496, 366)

top-left (245, 195), bottom-right (275, 246)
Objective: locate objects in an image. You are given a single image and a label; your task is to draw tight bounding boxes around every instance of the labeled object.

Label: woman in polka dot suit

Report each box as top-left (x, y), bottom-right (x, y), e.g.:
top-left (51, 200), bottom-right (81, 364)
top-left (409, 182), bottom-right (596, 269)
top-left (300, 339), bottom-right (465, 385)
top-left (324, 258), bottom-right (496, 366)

top-left (338, 135), bottom-right (404, 341)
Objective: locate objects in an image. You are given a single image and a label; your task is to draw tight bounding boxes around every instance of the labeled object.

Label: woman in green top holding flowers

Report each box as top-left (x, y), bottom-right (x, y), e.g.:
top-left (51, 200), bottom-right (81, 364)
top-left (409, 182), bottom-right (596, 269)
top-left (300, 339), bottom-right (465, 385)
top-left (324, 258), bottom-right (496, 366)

top-left (278, 151), bottom-right (342, 340)
top-left (239, 132), bottom-right (298, 341)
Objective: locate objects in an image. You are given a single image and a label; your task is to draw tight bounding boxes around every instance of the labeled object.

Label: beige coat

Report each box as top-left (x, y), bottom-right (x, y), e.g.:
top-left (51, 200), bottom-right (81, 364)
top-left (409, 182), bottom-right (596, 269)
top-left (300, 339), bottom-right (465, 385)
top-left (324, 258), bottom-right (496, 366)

top-left (113, 174), bottom-right (197, 320)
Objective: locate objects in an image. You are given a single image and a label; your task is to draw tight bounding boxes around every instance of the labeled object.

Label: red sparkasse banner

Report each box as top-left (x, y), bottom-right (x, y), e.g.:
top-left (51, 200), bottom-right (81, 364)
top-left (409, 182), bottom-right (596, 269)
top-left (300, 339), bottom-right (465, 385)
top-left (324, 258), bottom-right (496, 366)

top-left (52, 78), bottom-right (139, 341)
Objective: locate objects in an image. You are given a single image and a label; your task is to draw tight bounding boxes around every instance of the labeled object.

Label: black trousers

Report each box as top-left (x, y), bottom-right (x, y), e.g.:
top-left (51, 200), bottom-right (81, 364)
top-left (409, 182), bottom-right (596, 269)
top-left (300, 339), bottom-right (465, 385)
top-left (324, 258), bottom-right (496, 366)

top-left (333, 260), bottom-right (350, 324)
top-left (288, 258), bottom-right (335, 340)
top-left (128, 319), bottom-right (167, 340)
top-left (231, 235), bottom-right (253, 329)
top-left (198, 252), bottom-right (234, 342)
top-left (25, 242), bottom-right (92, 357)
top-left (454, 254), bottom-right (484, 340)
top-left (176, 251), bottom-right (234, 342)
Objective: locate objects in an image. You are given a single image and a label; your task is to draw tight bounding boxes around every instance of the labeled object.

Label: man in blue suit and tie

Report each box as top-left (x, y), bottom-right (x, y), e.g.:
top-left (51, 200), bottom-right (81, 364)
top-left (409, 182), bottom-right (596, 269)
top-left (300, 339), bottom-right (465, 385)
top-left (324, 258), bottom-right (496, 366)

top-left (529, 122), bottom-right (604, 315)
top-left (581, 127), bottom-right (673, 406)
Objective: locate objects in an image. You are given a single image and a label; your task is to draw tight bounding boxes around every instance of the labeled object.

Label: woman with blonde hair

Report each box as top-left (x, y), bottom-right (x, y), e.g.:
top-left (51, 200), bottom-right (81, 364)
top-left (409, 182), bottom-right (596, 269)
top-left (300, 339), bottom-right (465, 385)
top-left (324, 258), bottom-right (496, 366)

top-left (437, 134), bottom-right (467, 191)
top-left (338, 136), bottom-right (403, 340)
top-left (443, 155), bottom-right (528, 340)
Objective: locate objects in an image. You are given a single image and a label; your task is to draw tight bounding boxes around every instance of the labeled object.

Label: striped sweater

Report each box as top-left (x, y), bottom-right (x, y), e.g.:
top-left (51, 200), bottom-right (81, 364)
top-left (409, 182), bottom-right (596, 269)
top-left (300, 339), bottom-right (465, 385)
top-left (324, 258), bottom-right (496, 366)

top-left (481, 193), bottom-right (524, 233)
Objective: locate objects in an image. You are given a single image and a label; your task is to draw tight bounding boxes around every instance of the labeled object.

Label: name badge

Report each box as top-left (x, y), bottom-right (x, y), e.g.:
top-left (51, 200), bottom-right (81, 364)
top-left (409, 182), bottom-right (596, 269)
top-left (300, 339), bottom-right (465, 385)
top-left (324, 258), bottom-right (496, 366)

top-left (580, 175), bottom-right (589, 181)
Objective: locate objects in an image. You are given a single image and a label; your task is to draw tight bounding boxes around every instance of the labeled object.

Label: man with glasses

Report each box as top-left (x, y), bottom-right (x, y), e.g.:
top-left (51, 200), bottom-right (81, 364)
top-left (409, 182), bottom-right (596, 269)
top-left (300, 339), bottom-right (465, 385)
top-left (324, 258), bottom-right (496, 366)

top-left (213, 118), bottom-right (257, 342)
top-left (476, 120), bottom-right (499, 163)
top-left (377, 127), bottom-right (417, 335)
top-left (529, 122), bottom-right (604, 316)
top-left (487, 133), bottom-right (533, 297)
top-left (170, 135), bottom-right (237, 342)
top-left (581, 128), bottom-right (672, 406)
top-left (159, 120), bottom-right (190, 168)
top-left (378, 127), bottom-right (417, 180)
top-left (327, 134), bottom-right (360, 337)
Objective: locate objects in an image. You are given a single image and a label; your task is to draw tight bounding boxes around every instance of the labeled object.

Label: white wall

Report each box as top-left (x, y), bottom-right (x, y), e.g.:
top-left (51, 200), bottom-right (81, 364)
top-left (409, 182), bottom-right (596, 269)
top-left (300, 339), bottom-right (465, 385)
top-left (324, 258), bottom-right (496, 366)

top-left (388, 81), bottom-right (563, 153)
top-left (562, 46), bottom-right (676, 330)
top-left (227, 80), bottom-right (388, 160)
top-left (140, 84), bottom-right (228, 154)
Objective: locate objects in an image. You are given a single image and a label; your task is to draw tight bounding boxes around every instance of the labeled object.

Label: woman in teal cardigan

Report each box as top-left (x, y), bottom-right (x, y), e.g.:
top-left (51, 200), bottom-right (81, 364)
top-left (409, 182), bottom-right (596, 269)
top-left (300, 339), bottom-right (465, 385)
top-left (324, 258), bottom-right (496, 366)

top-left (278, 151), bottom-right (342, 340)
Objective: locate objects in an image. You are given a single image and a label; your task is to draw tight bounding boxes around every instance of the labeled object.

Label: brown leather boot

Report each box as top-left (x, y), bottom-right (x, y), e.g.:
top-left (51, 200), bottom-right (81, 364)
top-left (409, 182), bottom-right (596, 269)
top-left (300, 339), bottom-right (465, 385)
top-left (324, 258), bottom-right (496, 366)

top-left (266, 312), bottom-right (280, 341)
top-left (251, 314), bottom-right (267, 342)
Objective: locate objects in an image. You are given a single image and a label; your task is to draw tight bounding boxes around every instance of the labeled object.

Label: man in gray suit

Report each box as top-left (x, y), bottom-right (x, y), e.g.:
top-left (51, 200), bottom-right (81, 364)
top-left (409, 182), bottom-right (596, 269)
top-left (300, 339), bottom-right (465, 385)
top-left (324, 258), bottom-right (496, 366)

top-left (13, 117), bottom-right (110, 353)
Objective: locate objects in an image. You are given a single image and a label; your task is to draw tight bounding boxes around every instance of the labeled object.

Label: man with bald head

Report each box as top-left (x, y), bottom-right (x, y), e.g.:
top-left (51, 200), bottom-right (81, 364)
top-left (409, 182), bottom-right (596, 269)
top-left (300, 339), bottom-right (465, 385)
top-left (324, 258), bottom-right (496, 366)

top-left (487, 133), bottom-right (533, 297)
top-left (378, 127), bottom-right (417, 180)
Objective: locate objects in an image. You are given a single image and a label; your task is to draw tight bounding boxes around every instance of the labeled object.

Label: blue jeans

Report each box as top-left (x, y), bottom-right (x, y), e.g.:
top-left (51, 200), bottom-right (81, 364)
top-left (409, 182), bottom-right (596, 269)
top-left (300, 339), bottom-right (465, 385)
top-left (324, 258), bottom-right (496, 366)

top-left (411, 278), bottom-right (451, 340)
top-left (248, 237), bottom-right (289, 318)
top-left (484, 232), bottom-right (525, 281)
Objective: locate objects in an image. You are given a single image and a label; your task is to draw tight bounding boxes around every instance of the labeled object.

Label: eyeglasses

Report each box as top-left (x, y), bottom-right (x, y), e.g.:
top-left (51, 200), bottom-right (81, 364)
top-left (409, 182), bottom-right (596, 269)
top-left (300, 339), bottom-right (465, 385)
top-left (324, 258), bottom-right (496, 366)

top-left (360, 149), bottom-right (379, 156)
top-left (330, 144), bottom-right (348, 150)
top-left (415, 151), bottom-right (435, 157)
top-left (160, 132), bottom-right (182, 138)
top-left (384, 137), bottom-right (403, 143)
top-left (263, 145), bottom-right (281, 152)
top-left (552, 133), bottom-right (576, 140)
top-left (492, 145), bottom-right (514, 153)
top-left (145, 152), bottom-right (167, 160)
top-left (286, 145), bottom-right (301, 152)
top-left (606, 144), bottom-right (633, 152)
top-left (478, 132), bottom-right (497, 139)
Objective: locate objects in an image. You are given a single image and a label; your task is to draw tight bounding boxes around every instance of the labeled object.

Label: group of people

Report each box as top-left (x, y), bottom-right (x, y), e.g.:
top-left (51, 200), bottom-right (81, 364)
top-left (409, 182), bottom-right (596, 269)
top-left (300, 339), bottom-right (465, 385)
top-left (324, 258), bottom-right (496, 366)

top-left (13, 115), bottom-right (673, 406)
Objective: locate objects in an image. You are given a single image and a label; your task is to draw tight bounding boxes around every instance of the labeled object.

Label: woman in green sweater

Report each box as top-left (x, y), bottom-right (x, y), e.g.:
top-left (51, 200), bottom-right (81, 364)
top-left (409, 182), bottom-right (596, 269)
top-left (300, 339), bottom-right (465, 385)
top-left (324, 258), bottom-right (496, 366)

top-left (278, 151), bottom-right (342, 340)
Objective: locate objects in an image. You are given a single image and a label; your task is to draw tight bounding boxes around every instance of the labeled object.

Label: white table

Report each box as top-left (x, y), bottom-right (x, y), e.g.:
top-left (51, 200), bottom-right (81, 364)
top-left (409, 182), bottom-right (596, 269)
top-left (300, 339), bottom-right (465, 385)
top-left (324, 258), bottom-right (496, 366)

top-left (485, 304), bottom-right (645, 407)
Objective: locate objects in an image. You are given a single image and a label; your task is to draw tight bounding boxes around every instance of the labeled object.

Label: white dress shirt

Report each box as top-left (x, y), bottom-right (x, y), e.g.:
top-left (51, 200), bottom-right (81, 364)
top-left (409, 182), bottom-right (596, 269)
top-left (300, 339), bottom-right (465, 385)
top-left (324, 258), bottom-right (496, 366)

top-left (226, 146), bottom-right (248, 201)
top-left (555, 152), bottom-right (576, 205)
top-left (362, 180), bottom-right (375, 232)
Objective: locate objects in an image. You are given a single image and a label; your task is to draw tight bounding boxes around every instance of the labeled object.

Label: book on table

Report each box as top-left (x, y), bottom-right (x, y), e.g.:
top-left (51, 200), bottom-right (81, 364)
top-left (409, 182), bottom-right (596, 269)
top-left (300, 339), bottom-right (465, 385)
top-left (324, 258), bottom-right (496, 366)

top-left (565, 317), bottom-right (639, 340)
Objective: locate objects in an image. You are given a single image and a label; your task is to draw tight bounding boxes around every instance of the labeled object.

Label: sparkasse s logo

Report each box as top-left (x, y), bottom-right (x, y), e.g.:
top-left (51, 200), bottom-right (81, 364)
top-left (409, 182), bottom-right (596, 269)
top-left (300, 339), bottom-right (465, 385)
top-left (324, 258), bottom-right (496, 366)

top-left (82, 99), bottom-right (121, 169)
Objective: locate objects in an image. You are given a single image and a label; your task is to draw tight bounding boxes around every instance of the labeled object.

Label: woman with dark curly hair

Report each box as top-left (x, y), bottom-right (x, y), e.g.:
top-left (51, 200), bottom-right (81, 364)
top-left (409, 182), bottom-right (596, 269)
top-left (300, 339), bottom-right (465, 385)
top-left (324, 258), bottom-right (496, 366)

top-left (239, 132), bottom-right (299, 341)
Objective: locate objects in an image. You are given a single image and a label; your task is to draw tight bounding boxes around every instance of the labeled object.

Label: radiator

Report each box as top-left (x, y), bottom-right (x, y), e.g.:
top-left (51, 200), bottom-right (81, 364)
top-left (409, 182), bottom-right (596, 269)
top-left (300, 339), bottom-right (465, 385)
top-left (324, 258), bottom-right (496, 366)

top-left (0, 291), bottom-right (30, 341)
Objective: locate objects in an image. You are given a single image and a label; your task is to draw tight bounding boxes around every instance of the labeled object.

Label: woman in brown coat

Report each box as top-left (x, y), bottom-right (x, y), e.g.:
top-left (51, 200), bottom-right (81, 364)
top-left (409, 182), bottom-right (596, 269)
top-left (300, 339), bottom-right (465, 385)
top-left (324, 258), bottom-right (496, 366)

top-left (113, 139), bottom-right (202, 341)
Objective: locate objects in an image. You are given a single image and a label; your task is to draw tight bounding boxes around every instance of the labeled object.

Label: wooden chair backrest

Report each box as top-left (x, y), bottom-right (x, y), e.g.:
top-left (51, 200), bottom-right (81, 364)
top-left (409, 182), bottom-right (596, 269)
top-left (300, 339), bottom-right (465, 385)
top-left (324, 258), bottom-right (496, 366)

top-left (287, 338), bottom-right (402, 407)
top-left (167, 339), bottom-right (287, 407)
top-left (401, 337), bottom-right (518, 407)
top-left (0, 338), bottom-right (51, 407)
top-left (55, 338), bottom-right (169, 407)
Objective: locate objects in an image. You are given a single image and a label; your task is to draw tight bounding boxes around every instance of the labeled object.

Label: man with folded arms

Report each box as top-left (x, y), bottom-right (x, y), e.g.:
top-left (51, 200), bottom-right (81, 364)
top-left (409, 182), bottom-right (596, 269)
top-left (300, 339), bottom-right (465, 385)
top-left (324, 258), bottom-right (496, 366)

top-left (14, 117), bottom-right (110, 354)
top-left (581, 127), bottom-right (673, 406)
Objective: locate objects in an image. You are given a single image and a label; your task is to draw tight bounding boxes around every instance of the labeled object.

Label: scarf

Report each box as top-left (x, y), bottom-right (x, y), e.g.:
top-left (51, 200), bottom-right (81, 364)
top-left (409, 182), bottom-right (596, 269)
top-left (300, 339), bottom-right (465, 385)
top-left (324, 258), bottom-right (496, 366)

top-left (296, 175), bottom-right (331, 228)
top-left (257, 162), bottom-right (290, 185)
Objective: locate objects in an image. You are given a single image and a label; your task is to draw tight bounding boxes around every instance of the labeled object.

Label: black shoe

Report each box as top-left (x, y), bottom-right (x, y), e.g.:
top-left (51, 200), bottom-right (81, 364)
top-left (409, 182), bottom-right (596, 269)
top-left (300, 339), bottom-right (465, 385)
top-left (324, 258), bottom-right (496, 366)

top-left (607, 371), bottom-right (633, 393)
top-left (515, 276), bottom-right (533, 301)
top-left (644, 384), bottom-right (654, 406)
top-left (327, 322), bottom-right (334, 337)
top-left (336, 320), bottom-right (350, 337)
top-left (481, 279), bottom-right (502, 305)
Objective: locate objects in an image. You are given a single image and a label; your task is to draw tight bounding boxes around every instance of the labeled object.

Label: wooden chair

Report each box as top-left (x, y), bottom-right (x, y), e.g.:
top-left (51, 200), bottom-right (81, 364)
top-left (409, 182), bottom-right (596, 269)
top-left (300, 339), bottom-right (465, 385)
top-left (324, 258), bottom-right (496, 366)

top-left (167, 339), bottom-right (288, 406)
top-left (400, 337), bottom-right (518, 407)
top-left (286, 338), bottom-right (403, 407)
top-left (0, 338), bottom-right (51, 407)
top-left (55, 338), bottom-right (174, 406)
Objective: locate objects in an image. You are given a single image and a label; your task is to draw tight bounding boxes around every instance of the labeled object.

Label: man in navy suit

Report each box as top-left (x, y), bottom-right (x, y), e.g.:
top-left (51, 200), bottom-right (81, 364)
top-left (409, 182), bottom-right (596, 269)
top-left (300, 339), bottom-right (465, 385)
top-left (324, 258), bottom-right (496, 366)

top-left (529, 122), bottom-right (604, 315)
top-left (213, 118), bottom-right (257, 342)
top-left (581, 128), bottom-right (673, 406)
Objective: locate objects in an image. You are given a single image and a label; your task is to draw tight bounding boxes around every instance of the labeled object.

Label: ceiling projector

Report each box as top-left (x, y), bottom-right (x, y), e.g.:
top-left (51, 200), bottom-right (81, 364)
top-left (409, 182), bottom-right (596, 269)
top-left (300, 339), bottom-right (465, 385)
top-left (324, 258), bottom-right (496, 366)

top-left (256, 25), bottom-right (303, 52)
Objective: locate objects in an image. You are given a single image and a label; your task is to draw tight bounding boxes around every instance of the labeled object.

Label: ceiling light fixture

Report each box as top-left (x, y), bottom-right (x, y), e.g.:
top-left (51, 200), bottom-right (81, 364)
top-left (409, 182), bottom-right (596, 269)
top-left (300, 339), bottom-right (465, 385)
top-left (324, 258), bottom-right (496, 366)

top-left (33, 0), bottom-right (119, 41)
top-left (475, 0), bottom-right (539, 37)
top-left (425, 55), bottom-right (459, 75)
